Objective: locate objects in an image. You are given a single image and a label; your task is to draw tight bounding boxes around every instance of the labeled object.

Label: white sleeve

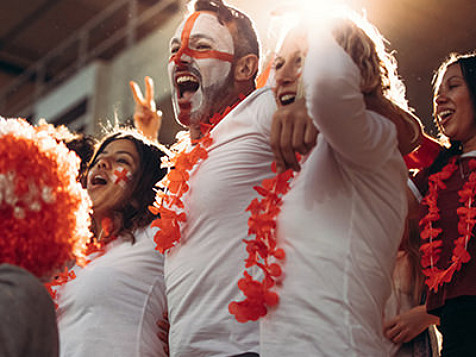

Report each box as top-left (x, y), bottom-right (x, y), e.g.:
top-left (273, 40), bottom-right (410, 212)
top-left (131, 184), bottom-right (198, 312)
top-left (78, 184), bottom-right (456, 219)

top-left (302, 31), bottom-right (398, 170)
top-left (252, 87), bottom-right (277, 141)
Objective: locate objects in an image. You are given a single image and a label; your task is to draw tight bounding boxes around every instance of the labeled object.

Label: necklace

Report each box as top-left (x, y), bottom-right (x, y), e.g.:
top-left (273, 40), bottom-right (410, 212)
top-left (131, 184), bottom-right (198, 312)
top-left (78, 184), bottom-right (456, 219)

top-left (150, 95), bottom-right (245, 253)
top-left (420, 157), bottom-right (476, 292)
top-left (229, 159), bottom-right (298, 322)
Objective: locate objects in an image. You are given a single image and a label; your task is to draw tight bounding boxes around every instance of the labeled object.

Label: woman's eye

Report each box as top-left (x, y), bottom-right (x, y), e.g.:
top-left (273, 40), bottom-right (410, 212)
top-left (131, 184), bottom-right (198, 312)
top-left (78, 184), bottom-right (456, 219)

top-left (117, 158), bottom-right (130, 165)
top-left (274, 60), bottom-right (284, 71)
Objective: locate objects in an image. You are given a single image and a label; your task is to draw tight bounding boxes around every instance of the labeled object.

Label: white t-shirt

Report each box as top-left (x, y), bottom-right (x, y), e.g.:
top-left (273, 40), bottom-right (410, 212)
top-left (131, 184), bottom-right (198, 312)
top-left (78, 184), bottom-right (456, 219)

top-left (260, 33), bottom-right (408, 356)
top-left (57, 226), bottom-right (167, 357)
top-left (165, 87), bottom-right (276, 356)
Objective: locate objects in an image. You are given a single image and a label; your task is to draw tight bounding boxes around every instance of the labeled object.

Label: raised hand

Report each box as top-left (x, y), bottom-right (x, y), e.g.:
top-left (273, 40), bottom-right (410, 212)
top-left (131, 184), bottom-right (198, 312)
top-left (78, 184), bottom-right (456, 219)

top-left (130, 76), bottom-right (162, 141)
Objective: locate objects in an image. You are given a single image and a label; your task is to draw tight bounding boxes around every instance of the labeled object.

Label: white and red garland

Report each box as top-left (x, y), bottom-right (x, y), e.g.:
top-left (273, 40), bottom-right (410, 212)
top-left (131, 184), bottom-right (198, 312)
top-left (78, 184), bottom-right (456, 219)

top-left (150, 95), bottom-right (246, 253)
top-left (148, 94), bottom-right (298, 322)
top-left (420, 157), bottom-right (476, 292)
top-left (229, 162), bottom-right (296, 322)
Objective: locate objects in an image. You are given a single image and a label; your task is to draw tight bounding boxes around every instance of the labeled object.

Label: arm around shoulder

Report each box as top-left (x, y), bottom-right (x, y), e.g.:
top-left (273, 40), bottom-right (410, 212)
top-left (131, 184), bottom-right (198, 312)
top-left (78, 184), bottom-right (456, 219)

top-left (302, 32), bottom-right (398, 169)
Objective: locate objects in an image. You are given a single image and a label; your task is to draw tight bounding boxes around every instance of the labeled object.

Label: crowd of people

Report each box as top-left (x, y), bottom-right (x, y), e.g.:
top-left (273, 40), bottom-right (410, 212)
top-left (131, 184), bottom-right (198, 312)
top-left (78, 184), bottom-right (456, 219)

top-left (0, 0), bottom-right (475, 356)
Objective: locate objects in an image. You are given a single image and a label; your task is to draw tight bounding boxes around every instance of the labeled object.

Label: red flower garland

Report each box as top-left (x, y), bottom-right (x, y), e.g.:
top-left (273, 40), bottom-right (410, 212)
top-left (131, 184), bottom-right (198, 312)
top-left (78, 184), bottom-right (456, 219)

top-left (45, 267), bottom-right (77, 308)
top-left (420, 157), bottom-right (476, 292)
top-left (150, 95), bottom-right (246, 253)
top-left (229, 160), bottom-right (297, 322)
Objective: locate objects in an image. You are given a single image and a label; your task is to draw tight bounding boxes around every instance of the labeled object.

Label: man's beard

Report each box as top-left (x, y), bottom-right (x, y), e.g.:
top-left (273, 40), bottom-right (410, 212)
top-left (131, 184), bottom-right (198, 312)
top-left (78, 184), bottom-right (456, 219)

top-left (189, 70), bottom-right (236, 126)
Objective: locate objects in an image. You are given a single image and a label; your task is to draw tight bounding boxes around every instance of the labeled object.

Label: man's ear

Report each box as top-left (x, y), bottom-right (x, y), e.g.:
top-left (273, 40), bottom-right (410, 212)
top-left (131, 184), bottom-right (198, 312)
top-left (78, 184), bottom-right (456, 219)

top-left (234, 54), bottom-right (259, 82)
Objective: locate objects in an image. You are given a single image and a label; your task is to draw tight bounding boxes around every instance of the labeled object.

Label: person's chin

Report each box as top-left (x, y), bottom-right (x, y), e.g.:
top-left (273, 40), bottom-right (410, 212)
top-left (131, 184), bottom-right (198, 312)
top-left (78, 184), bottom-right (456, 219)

top-left (177, 110), bottom-right (191, 127)
top-left (174, 98), bottom-right (193, 126)
top-left (441, 124), bottom-right (455, 139)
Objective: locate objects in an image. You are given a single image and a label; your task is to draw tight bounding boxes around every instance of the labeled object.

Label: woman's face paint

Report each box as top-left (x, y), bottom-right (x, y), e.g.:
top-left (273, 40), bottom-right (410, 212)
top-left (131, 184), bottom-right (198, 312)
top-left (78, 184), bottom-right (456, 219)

top-left (112, 167), bottom-right (132, 187)
top-left (168, 12), bottom-right (235, 127)
top-left (87, 139), bottom-right (139, 215)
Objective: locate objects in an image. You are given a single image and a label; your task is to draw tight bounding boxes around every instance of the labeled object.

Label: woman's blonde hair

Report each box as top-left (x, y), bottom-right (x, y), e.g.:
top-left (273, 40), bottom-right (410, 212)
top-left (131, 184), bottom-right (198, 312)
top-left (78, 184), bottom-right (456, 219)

top-left (330, 13), bottom-right (423, 153)
top-left (331, 14), bottom-right (408, 111)
top-left (268, 8), bottom-right (422, 154)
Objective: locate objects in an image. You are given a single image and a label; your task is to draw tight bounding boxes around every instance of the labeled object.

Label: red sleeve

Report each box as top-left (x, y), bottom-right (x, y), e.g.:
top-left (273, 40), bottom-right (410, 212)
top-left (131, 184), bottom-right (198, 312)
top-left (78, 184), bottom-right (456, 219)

top-left (404, 135), bottom-right (441, 170)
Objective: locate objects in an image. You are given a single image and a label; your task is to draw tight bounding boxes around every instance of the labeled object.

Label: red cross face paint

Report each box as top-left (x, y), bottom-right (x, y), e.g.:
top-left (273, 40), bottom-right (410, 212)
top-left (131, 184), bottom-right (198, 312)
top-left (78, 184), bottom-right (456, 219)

top-left (168, 12), bottom-right (235, 127)
top-left (87, 139), bottom-right (139, 216)
top-left (113, 167), bottom-right (132, 187)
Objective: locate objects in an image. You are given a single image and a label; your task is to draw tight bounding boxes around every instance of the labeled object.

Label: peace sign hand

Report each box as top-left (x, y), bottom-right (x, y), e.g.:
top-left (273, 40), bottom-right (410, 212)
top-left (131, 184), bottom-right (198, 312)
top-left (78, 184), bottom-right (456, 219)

top-left (130, 76), bottom-right (162, 141)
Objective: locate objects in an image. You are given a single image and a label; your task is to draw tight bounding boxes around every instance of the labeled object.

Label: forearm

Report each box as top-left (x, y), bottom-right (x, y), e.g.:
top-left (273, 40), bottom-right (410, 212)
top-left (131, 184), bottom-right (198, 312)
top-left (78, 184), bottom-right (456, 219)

top-left (302, 31), bottom-right (397, 168)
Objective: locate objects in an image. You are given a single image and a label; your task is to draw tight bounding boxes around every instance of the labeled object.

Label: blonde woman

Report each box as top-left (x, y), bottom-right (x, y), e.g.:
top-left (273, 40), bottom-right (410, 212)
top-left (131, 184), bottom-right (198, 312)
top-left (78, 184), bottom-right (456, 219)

top-left (260, 12), bottom-right (421, 356)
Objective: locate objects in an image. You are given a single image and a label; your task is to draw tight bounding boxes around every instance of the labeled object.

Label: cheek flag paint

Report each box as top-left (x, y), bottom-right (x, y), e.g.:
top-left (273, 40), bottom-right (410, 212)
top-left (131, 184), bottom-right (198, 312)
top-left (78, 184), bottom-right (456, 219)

top-left (113, 167), bottom-right (132, 186)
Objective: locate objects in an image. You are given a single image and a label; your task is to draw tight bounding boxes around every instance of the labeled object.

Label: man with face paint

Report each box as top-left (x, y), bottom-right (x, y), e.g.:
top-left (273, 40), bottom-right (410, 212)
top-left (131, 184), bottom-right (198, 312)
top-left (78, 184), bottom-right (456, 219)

top-left (163, 0), bottom-right (276, 356)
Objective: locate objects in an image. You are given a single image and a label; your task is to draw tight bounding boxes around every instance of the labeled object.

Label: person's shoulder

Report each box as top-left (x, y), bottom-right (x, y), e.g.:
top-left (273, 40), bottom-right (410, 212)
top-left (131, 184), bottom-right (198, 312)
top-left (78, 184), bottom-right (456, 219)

top-left (241, 87), bottom-right (276, 117)
top-left (247, 86), bottom-right (274, 105)
top-left (131, 226), bottom-right (164, 257)
top-left (219, 87), bottom-right (276, 136)
top-left (133, 225), bottom-right (157, 242)
top-left (0, 264), bottom-right (40, 286)
top-left (0, 264), bottom-right (53, 306)
top-left (232, 86), bottom-right (273, 109)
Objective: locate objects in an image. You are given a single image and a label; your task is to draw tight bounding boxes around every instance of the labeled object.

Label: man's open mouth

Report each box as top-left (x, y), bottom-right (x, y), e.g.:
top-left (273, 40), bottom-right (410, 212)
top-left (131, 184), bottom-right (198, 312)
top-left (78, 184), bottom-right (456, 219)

top-left (176, 73), bottom-right (200, 99)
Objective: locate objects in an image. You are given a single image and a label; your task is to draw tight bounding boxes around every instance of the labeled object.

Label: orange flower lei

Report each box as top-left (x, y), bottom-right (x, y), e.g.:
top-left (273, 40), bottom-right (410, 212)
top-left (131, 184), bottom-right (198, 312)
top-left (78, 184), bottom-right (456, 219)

top-left (229, 160), bottom-right (298, 322)
top-left (420, 157), bottom-right (476, 292)
top-left (44, 268), bottom-right (77, 307)
top-left (150, 95), bottom-right (246, 253)
top-left (45, 233), bottom-right (116, 300)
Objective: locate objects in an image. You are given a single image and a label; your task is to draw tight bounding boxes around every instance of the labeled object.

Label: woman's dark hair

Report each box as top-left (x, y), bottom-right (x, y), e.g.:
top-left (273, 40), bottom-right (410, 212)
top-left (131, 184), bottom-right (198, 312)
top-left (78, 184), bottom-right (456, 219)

top-left (87, 129), bottom-right (167, 240)
top-left (459, 55), bottom-right (476, 111)
top-left (64, 134), bottom-right (97, 185)
top-left (428, 52), bottom-right (476, 175)
top-left (428, 140), bottom-right (463, 175)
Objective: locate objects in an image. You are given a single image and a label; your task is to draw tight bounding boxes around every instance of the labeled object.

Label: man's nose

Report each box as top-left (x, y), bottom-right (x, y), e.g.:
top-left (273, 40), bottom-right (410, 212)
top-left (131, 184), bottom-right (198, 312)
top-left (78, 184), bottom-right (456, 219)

top-left (172, 47), bottom-right (193, 65)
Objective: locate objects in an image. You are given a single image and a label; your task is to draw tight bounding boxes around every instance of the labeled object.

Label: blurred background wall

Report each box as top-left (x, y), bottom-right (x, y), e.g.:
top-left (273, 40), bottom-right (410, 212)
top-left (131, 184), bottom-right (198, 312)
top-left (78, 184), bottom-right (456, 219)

top-left (0, 0), bottom-right (474, 143)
